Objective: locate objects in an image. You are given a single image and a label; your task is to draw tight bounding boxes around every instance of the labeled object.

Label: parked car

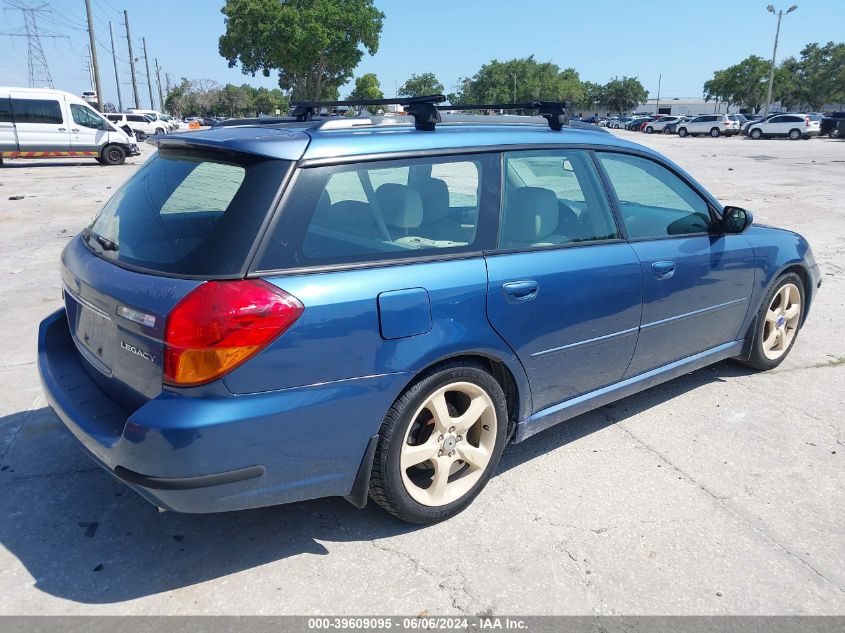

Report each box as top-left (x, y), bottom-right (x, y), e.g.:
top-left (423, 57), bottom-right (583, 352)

top-left (741, 113), bottom-right (776, 135)
top-left (663, 116), bottom-right (694, 135)
top-left (0, 86), bottom-right (140, 165)
top-left (625, 117), bottom-right (649, 130)
top-left (644, 116), bottom-right (680, 134)
top-left (105, 112), bottom-right (165, 140)
top-left (819, 112), bottom-right (845, 138)
top-left (727, 114), bottom-right (747, 134)
top-left (610, 117), bottom-right (632, 129)
top-left (676, 114), bottom-right (737, 137)
top-left (81, 90), bottom-right (98, 108)
top-left (125, 108), bottom-right (173, 133)
top-left (37, 103), bottom-right (820, 524)
top-left (746, 113), bottom-right (820, 140)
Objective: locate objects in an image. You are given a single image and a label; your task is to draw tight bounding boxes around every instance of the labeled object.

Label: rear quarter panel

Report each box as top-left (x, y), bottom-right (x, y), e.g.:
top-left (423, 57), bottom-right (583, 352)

top-left (225, 258), bottom-right (531, 418)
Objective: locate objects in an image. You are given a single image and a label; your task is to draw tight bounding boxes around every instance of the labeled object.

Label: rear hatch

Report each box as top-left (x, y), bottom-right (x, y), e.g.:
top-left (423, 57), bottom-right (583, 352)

top-left (63, 147), bottom-right (292, 409)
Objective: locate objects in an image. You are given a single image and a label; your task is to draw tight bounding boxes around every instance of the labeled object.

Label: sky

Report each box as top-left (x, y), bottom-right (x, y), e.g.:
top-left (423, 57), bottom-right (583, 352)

top-left (1, 0), bottom-right (843, 110)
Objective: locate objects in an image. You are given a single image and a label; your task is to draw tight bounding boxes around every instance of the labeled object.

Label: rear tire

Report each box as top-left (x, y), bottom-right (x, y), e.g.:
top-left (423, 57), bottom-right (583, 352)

top-left (788, 128), bottom-right (802, 140)
top-left (369, 362), bottom-right (508, 524)
top-left (710, 127), bottom-right (721, 137)
top-left (100, 144), bottom-right (126, 166)
top-left (678, 127), bottom-right (688, 137)
top-left (646, 126), bottom-right (654, 134)
top-left (741, 273), bottom-right (805, 371)
top-left (830, 129), bottom-right (840, 139)
top-left (155, 127), bottom-right (165, 136)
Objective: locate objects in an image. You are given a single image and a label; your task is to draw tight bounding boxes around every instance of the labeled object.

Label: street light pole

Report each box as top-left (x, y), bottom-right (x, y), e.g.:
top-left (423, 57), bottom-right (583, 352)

top-left (764, 4), bottom-right (798, 115)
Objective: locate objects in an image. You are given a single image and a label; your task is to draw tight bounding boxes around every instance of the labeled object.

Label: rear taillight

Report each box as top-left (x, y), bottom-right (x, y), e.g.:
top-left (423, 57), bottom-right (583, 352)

top-left (164, 280), bottom-right (303, 386)
top-left (805, 116), bottom-right (810, 127)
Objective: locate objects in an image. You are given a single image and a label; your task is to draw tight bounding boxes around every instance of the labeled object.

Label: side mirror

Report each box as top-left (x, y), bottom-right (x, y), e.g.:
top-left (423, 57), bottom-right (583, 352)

top-left (722, 206), bottom-right (753, 233)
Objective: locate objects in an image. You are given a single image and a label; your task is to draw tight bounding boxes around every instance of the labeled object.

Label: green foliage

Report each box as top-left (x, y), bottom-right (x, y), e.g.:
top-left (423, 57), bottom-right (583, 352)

top-left (164, 79), bottom-right (289, 117)
top-left (703, 55), bottom-right (770, 112)
top-left (219, 0), bottom-right (384, 101)
top-left (348, 73), bottom-right (384, 101)
top-left (704, 42), bottom-right (845, 112)
top-left (796, 42), bottom-right (845, 110)
top-left (576, 81), bottom-right (606, 112)
top-left (451, 56), bottom-right (584, 107)
top-left (399, 72), bottom-right (445, 97)
top-left (602, 76), bottom-right (648, 114)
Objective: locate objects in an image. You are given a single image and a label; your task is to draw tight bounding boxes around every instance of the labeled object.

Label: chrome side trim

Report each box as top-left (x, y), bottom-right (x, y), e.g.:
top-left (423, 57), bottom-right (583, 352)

top-left (640, 298), bottom-right (747, 331)
top-left (531, 326), bottom-right (639, 358)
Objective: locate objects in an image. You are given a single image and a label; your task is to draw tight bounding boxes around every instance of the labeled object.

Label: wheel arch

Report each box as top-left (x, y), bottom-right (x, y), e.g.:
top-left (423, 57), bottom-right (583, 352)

top-left (398, 351), bottom-right (531, 437)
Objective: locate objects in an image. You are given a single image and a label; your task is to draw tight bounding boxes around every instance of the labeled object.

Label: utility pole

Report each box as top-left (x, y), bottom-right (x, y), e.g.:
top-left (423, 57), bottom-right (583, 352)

top-left (142, 37), bottom-right (154, 110)
top-left (109, 21), bottom-right (123, 112)
top-left (155, 58), bottom-right (164, 112)
top-left (655, 73), bottom-right (661, 115)
top-left (84, 0), bottom-right (103, 111)
top-left (124, 10), bottom-right (140, 109)
top-left (165, 73), bottom-right (172, 95)
top-left (764, 4), bottom-right (798, 115)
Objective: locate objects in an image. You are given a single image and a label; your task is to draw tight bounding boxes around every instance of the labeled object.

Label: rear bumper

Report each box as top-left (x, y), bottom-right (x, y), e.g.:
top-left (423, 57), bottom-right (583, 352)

top-left (38, 308), bottom-right (408, 513)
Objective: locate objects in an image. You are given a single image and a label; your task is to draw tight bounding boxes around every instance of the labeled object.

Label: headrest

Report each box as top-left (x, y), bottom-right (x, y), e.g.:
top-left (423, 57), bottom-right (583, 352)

top-left (416, 178), bottom-right (450, 223)
top-left (321, 200), bottom-right (374, 225)
top-left (504, 187), bottom-right (559, 241)
top-left (376, 183), bottom-right (423, 229)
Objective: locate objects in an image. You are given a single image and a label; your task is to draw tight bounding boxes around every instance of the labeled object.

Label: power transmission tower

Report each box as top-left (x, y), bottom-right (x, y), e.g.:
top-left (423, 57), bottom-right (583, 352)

top-left (109, 21), bottom-right (122, 112)
top-left (155, 58), bottom-right (164, 112)
top-left (124, 10), bottom-right (139, 108)
top-left (2, 1), bottom-right (64, 88)
top-left (142, 37), bottom-right (154, 110)
top-left (83, 0), bottom-right (103, 111)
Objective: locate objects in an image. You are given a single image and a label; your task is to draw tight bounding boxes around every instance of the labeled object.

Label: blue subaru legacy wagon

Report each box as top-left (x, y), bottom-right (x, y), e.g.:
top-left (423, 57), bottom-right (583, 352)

top-left (38, 97), bottom-right (820, 523)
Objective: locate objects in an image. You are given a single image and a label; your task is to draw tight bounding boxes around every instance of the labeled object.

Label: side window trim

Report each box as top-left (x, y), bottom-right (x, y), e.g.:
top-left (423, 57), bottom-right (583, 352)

top-left (592, 149), bottom-right (720, 242)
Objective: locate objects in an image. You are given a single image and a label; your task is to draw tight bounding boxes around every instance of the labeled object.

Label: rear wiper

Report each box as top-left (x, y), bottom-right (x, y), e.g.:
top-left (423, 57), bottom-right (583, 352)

top-left (87, 230), bottom-right (119, 252)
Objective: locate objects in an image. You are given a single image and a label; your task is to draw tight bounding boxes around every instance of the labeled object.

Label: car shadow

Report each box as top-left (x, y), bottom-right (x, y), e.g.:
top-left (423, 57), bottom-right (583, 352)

top-left (0, 360), bottom-right (753, 605)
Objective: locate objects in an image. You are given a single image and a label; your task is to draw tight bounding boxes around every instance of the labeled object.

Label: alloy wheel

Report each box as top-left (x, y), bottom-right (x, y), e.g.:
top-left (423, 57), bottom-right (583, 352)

top-left (762, 283), bottom-right (801, 360)
top-left (400, 381), bottom-right (497, 507)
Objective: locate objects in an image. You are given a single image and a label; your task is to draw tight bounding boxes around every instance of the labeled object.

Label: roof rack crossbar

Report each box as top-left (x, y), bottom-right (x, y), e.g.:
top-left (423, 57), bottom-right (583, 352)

top-left (290, 94), bottom-right (446, 131)
top-left (441, 102), bottom-right (570, 131)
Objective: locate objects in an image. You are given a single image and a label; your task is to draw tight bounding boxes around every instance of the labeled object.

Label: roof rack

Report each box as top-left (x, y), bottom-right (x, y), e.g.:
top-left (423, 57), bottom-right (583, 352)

top-left (290, 94), bottom-right (446, 131)
top-left (440, 102), bottom-right (570, 131)
top-left (290, 95), bottom-right (570, 131)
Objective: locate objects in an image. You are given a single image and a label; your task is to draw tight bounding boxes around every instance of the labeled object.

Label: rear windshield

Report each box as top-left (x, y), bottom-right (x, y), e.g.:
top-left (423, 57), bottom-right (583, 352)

top-left (85, 149), bottom-right (289, 276)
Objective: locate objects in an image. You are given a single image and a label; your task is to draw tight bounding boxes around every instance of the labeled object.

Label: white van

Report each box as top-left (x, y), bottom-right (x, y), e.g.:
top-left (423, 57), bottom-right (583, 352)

top-left (105, 112), bottom-right (164, 139)
top-left (0, 87), bottom-right (140, 166)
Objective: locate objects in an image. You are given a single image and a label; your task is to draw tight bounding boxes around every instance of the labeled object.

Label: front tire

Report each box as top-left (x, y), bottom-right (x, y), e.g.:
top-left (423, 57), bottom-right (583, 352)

top-left (369, 362), bottom-right (508, 524)
top-left (678, 127), bottom-right (688, 137)
top-left (155, 127), bottom-right (165, 136)
top-left (742, 273), bottom-right (805, 371)
top-left (100, 144), bottom-right (126, 166)
top-left (646, 126), bottom-right (654, 134)
top-left (750, 128), bottom-right (763, 139)
top-left (710, 127), bottom-right (721, 137)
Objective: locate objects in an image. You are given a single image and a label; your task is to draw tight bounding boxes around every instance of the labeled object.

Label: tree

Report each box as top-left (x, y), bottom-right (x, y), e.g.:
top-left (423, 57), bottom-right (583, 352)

top-left (575, 81), bottom-right (605, 112)
top-left (796, 41), bottom-right (845, 110)
top-left (219, 0), bottom-right (384, 101)
top-left (773, 57), bottom-right (802, 111)
top-left (450, 56), bottom-right (584, 108)
top-left (254, 87), bottom-right (289, 115)
top-left (348, 73), bottom-right (384, 101)
top-left (602, 76), bottom-right (648, 114)
top-left (703, 56), bottom-right (770, 112)
top-left (398, 72), bottom-right (444, 97)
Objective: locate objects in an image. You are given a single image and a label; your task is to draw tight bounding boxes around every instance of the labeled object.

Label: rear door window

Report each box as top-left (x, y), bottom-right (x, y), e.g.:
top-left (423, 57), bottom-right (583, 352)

top-left (500, 150), bottom-right (618, 248)
top-left (256, 153), bottom-right (500, 270)
top-left (85, 150), bottom-right (290, 276)
top-left (10, 98), bottom-right (63, 124)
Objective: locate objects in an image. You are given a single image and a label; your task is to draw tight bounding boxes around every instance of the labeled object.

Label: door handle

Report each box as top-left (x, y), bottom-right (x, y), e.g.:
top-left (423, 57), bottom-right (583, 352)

top-left (652, 261), bottom-right (676, 279)
top-left (502, 280), bottom-right (539, 302)
top-left (71, 128), bottom-right (80, 132)
top-left (57, 127), bottom-right (67, 131)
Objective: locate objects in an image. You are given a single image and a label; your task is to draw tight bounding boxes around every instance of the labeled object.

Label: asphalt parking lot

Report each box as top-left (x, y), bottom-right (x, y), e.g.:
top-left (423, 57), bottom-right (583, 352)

top-left (0, 132), bottom-right (843, 615)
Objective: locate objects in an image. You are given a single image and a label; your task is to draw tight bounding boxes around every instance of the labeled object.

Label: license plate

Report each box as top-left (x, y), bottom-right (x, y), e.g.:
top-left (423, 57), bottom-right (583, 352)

top-left (75, 303), bottom-right (114, 370)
